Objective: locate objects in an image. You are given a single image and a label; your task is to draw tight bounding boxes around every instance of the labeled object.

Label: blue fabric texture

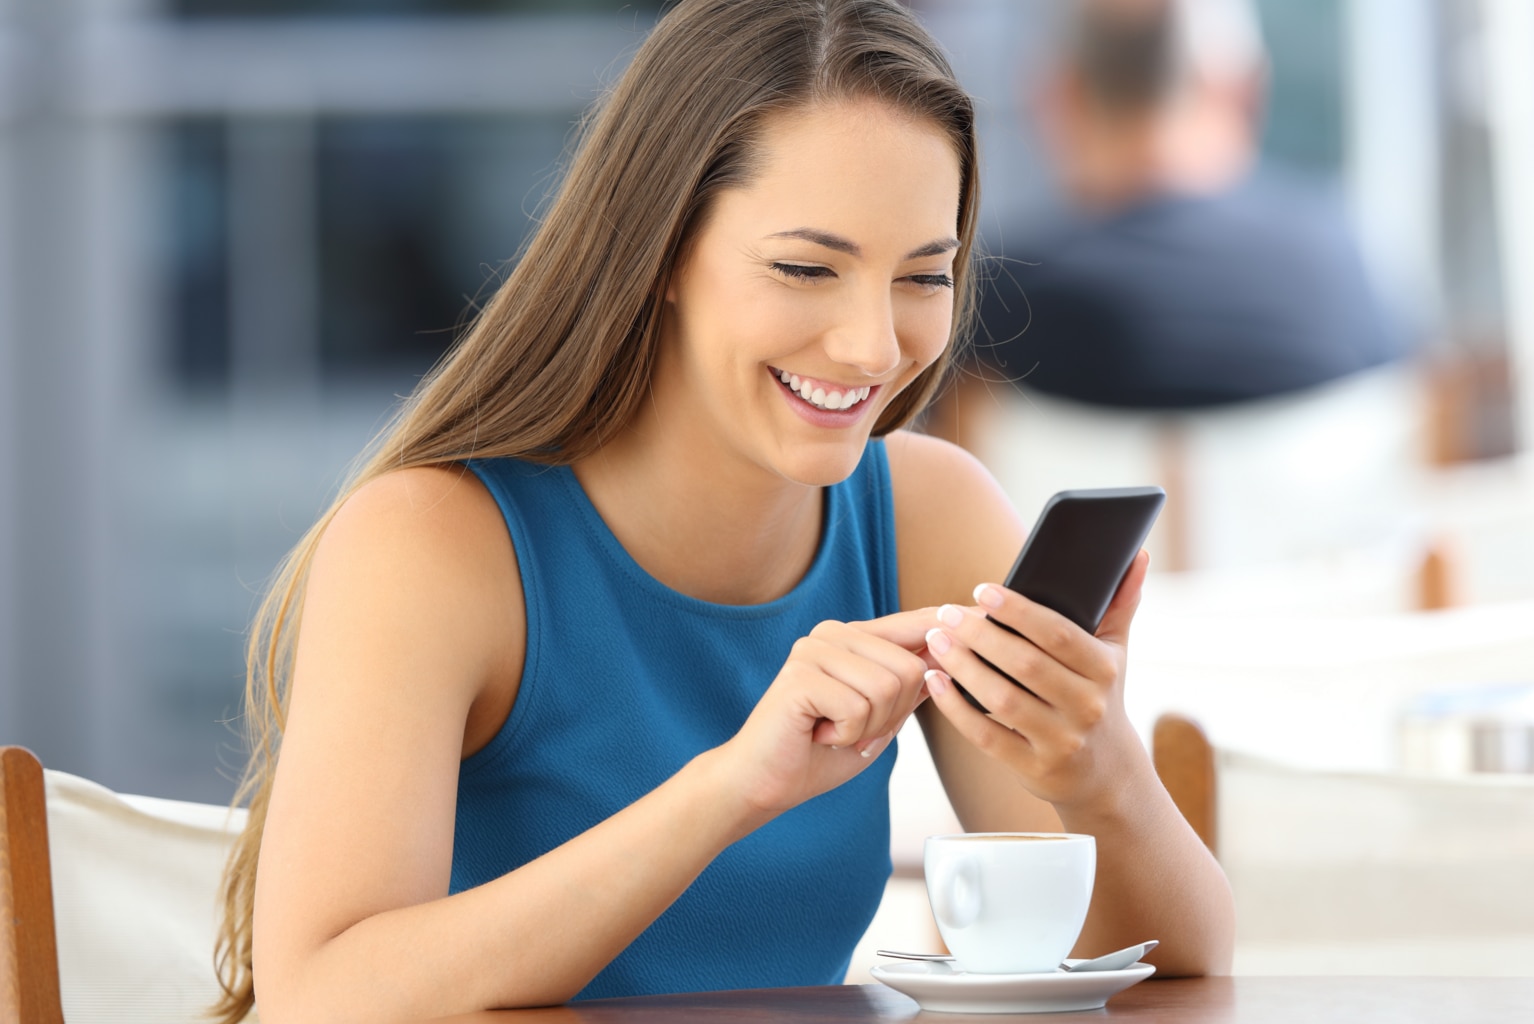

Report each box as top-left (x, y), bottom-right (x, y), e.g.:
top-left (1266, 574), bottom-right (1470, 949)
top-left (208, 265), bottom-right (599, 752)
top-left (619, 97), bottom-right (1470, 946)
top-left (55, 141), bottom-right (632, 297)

top-left (454, 441), bottom-right (900, 1000)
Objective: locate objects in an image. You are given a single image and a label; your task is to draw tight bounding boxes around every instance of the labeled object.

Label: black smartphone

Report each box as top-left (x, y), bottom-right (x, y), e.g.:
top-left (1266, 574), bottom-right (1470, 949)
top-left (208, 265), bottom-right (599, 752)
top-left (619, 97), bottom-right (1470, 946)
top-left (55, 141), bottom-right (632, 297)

top-left (955, 486), bottom-right (1166, 713)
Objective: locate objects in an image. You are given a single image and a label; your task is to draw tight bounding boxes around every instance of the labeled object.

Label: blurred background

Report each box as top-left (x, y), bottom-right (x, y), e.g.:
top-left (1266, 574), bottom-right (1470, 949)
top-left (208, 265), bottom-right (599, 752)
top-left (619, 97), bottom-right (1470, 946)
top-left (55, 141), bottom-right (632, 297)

top-left (1, 0), bottom-right (1531, 815)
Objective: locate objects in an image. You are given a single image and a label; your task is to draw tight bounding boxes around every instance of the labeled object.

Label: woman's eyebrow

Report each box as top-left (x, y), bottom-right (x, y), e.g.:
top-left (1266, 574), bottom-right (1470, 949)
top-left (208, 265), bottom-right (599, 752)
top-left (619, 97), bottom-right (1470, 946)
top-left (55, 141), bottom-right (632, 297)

top-left (904, 237), bottom-right (961, 259)
top-left (768, 228), bottom-right (861, 255)
top-left (766, 228), bottom-right (960, 261)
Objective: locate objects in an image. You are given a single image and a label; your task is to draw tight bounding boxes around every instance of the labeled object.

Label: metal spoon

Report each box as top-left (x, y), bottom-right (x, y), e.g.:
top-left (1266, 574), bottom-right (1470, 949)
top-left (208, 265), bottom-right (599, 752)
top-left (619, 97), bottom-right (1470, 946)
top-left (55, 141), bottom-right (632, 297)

top-left (875, 939), bottom-right (1158, 974)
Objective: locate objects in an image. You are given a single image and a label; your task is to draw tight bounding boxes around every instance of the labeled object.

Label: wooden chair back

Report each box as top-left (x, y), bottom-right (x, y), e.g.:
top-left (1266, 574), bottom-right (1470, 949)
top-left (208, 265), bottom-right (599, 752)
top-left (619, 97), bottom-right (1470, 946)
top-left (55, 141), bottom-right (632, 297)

top-left (1, 746), bottom-right (65, 1024)
top-left (1152, 713), bottom-right (1217, 858)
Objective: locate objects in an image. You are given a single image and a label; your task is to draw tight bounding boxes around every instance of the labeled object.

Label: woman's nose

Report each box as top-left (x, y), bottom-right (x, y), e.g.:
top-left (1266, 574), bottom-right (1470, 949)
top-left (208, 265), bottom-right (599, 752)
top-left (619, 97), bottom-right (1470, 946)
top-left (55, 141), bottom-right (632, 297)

top-left (824, 291), bottom-right (901, 378)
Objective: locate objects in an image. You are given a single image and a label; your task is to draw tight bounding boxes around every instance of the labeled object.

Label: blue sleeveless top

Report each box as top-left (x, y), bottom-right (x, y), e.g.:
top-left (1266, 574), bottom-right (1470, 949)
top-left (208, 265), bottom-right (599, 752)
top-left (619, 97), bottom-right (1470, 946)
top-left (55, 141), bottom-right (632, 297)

top-left (454, 441), bottom-right (900, 1000)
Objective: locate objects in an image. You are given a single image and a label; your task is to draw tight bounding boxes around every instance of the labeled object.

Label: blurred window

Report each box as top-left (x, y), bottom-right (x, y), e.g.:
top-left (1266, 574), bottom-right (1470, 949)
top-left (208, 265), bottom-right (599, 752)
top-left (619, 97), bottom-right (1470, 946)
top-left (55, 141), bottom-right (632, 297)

top-left (166, 119), bottom-right (232, 390)
top-left (162, 113), bottom-right (573, 395)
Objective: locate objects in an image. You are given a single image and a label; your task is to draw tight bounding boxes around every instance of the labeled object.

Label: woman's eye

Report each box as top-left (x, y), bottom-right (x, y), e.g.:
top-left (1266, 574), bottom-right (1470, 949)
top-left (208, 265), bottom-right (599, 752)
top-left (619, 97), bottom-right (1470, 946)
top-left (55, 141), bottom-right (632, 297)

top-left (772, 263), bottom-right (835, 282)
top-left (907, 273), bottom-right (955, 291)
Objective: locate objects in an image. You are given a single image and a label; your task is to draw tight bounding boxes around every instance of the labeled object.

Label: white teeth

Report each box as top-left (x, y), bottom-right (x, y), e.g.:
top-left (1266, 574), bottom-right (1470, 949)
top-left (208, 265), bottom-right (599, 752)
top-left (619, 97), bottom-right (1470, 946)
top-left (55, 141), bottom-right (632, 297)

top-left (774, 369), bottom-right (872, 411)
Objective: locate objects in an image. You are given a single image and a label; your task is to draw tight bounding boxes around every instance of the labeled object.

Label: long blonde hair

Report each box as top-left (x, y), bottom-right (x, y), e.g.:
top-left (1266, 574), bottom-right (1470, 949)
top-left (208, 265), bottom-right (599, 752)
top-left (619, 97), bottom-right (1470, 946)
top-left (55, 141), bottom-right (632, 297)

top-left (211, 1), bottom-right (981, 1018)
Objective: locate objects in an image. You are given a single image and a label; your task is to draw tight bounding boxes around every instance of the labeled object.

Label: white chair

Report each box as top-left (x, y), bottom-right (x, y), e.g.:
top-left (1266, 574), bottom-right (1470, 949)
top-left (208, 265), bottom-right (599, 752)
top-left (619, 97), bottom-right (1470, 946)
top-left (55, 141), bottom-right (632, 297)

top-left (0, 746), bottom-right (250, 1023)
top-left (1127, 597), bottom-right (1534, 774)
top-left (1155, 714), bottom-right (1534, 976)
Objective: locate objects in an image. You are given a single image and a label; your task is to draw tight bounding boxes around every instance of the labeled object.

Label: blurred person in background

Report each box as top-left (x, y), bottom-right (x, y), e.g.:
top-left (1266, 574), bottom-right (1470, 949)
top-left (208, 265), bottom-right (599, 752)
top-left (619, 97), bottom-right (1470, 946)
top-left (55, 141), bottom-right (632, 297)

top-left (924, 0), bottom-right (1420, 573)
top-left (956, 0), bottom-right (1410, 412)
top-left (210, 1), bottom-right (1233, 1021)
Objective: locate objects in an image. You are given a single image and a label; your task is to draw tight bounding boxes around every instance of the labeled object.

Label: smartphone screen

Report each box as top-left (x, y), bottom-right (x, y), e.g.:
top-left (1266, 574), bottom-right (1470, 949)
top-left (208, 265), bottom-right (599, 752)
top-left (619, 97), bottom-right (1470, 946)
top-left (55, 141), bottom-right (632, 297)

top-left (956, 486), bottom-right (1165, 713)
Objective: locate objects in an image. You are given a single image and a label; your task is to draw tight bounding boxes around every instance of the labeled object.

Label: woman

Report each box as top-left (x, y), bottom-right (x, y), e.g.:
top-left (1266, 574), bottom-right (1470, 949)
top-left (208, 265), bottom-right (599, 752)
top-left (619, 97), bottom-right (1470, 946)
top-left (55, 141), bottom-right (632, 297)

top-left (212, 2), bottom-right (1234, 1021)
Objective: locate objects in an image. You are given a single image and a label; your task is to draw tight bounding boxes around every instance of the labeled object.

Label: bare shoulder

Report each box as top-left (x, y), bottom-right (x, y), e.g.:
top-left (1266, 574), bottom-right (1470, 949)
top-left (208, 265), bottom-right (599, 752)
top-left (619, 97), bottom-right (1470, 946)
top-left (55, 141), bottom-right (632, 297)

top-left (320, 463), bottom-right (514, 591)
top-left (883, 430), bottom-right (1025, 610)
top-left (326, 463), bottom-right (508, 555)
top-left (303, 463), bottom-right (524, 748)
top-left (318, 464), bottom-right (517, 633)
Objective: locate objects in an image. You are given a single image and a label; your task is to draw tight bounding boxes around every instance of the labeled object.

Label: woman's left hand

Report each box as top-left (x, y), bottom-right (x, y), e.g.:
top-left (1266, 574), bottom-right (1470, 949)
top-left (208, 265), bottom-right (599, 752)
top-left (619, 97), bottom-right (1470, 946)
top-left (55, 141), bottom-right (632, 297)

top-left (919, 550), bottom-right (1150, 815)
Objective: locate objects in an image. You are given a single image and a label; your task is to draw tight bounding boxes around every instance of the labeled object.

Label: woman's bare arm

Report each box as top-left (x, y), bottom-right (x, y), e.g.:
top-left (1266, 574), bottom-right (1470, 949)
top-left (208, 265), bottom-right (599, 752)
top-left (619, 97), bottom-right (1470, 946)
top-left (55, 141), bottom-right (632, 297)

top-left (886, 430), bottom-right (1234, 976)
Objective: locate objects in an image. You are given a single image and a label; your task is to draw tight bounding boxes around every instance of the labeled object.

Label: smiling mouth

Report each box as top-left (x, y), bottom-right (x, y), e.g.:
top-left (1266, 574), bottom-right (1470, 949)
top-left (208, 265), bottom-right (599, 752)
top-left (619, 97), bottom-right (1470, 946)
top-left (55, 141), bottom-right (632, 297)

top-left (772, 368), bottom-right (873, 412)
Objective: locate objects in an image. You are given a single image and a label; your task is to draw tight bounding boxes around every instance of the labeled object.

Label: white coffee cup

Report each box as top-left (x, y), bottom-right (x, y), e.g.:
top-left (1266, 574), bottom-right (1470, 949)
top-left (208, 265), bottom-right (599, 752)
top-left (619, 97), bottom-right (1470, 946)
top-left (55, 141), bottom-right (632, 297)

top-left (924, 832), bottom-right (1096, 974)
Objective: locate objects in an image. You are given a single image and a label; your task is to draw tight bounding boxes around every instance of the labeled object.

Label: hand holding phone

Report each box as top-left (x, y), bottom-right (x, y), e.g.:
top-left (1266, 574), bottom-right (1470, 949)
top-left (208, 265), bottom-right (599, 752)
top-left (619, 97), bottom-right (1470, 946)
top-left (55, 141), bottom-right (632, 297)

top-left (955, 486), bottom-right (1165, 713)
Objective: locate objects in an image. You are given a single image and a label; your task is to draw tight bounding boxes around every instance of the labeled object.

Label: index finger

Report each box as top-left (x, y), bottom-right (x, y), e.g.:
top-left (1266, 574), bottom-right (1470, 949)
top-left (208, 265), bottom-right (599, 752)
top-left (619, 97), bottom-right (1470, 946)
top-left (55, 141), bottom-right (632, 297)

top-left (851, 607), bottom-right (942, 651)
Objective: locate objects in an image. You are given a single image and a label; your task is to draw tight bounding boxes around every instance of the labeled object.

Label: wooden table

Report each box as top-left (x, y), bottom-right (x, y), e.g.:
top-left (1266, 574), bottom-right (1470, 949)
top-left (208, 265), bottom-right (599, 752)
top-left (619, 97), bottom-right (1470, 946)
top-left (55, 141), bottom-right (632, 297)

top-left (427, 977), bottom-right (1534, 1023)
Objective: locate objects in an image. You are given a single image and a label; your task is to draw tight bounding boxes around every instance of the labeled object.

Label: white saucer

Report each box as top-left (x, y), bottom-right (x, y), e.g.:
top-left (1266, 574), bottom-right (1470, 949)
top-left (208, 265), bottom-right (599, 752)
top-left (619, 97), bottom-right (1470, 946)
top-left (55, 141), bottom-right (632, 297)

top-left (868, 959), bottom-right (1156, 1014)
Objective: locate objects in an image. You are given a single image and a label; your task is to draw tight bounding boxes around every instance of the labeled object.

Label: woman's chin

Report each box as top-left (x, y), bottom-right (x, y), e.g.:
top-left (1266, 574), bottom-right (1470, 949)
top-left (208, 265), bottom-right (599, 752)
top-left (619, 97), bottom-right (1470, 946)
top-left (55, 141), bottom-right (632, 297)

top-left (771, 440), bottom-right (875, 489)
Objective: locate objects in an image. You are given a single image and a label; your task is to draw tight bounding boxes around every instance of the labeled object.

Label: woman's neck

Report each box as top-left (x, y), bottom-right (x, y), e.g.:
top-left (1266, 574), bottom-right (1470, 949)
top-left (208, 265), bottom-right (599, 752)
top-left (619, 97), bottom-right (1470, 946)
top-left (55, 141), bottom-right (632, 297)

top-left (570, 416), bottom-right (824, 606)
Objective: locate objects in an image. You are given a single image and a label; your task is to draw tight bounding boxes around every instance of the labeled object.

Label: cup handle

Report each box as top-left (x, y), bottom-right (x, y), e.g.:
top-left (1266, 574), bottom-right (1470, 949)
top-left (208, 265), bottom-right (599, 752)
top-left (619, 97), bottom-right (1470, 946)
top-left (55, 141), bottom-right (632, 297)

top-left (929, 855), bottom-right (982, 930)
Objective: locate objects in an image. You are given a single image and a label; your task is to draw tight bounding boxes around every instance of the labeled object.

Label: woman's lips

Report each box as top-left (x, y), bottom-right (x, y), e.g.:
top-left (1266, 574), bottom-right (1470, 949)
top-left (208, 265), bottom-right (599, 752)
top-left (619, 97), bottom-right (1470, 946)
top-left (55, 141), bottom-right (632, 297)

top-left (770, 367), bottom-right (880, 426)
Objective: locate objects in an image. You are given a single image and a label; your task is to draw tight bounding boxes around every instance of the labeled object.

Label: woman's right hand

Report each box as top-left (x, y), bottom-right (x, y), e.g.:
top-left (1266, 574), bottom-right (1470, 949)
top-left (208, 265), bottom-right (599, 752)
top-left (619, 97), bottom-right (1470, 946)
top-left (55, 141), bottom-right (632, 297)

top-left (717, 607), bottom-right (938, 820)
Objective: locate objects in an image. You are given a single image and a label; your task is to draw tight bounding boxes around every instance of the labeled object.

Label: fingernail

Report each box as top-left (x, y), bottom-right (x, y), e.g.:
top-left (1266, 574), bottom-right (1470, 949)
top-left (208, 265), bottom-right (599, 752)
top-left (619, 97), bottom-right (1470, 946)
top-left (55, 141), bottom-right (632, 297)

top-left (938, 604), bottom-right (965, 628)
top-left (925, 627), bottom-right (951, 655)
top-left (924, 668), bottom-right (950, 696)
top-left (973, 583), bottom-right (1004, 609)
top-left (861, 731), bottom-right (895, 759)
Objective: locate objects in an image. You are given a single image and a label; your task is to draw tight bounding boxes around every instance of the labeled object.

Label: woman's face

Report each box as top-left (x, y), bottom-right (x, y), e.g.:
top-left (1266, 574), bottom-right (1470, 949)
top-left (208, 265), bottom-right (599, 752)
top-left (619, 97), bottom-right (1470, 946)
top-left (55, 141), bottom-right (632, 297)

top-left (654, 98), bottom-right (963, 488)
